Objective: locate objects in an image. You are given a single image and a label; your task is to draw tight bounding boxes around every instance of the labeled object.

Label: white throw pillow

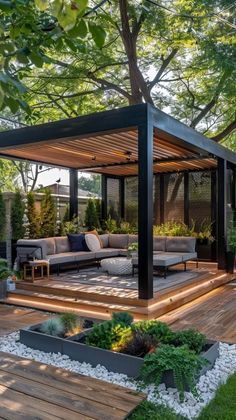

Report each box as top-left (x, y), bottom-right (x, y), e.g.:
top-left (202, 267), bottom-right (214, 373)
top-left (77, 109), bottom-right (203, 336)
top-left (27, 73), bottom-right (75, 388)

top-left (85, 233), bottom-right (101, 252)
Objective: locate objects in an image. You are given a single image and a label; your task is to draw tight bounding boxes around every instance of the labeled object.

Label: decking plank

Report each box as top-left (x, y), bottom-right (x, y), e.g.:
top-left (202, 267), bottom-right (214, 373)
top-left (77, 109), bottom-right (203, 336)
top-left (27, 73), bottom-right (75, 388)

top-left (0, 352), bottom-right (145, 420)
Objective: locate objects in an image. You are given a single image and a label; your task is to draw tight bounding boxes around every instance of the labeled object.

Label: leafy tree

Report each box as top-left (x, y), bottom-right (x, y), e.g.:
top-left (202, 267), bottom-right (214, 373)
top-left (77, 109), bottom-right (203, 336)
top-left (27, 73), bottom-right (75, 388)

top-left (78, 174), bottom-right (101, 195)
top-left (0, 191), bottom-right (6, 240)
top-left (27, 191), bottom-right (40, 238)
top-left (11, 190), bottom-right (25, 240)
top-left (40, 188), bottom-right (56, 237)
top-left (84, 198), bottom-right (100, 230)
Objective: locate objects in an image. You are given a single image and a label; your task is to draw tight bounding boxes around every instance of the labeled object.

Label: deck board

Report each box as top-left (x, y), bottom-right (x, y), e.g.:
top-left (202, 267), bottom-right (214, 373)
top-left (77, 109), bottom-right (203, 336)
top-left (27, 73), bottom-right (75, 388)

top-left (158, 284), bottom-right (236, 343)
top-left (0, 352), bottom-right (145, 420)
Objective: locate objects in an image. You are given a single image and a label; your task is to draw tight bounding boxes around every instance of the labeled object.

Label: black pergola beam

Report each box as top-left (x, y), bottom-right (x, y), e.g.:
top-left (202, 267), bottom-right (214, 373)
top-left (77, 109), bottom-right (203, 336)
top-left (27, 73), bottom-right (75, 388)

top-left (138, 111), bottom-right (153, 300)
top-left (217, 158), bottom-right (227, 269)
top-left (69, 169), bottom-right (78, 220)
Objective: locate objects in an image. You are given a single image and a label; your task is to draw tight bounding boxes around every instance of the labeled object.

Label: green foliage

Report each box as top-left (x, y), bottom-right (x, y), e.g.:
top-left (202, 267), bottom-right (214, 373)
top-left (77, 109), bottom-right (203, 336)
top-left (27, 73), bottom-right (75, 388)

top-left (198, 374), bottom-right (236, 420)
top-left (60, 312), bottom-right (77, 333)
top-left (112, 312), bottom-right (133, 327)
top-left (140, 345), bottom-right (206, 401)
top-left (132, 321), bottom-right (173, 343)
top-left (197, 218), bottom-right (214, 243)
top-left (63, 204), bottom-right (70, 223)
top-left (40, 188), bottom-right (56, 237)
top-left (61, 217), bottom-right (80, 235)
top-left (153, 221), bottom-right (195, 237)
top-left (85, 320), bottom-right (130, 350)
top-left (169, 329), bottom-right (206, 354)
top-left (0, 191), bottom-right (6, 240)
top-left (40, 318), bottom-right (65, 336)
top-left (104, 216), bottom-right (117, 233)
top-left (104, 218), bottom-right (137, 234)
top-left (227, 219), bottom-right (236, 252)
top-left (84, 199), bottom-right (100, 230)
top-left (128, 242), bottom-right (138, 253)
top-left (0, 258), bottom-right (17, 281)
top-left (27, 191), bottom-right (40, 239)
top-left (128, 400), bottom-right (186, 420)
top-left (78, 174), bottom-right (101, 195)
top-left (11, 191), bottom-right (25, 241)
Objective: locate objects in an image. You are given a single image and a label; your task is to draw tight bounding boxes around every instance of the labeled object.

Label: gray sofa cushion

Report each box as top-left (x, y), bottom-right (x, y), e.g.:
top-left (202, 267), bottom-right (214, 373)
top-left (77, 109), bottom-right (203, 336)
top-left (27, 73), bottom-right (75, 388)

top-left (99, 234), bottom-right (109, 248)
top-left (165, 252), bottom-right (197, 262)
top-left (54, 237), bottom-right (70, 254)
top-left (128, 234), bottom-right (138, 246)
top-left (43, 238), bottom-right (56, 255)
top-left (48, 251), bottom-right (95, 264)
top-left (153, 236), bottom-right (166, 252)
top-left (95, 248), bottom-right (122, 259)
top-left (17, 238), bottom-right (55, 259)
top-left (109, 234), bottom-right (128, 249)
top-left (166, 237), bottom-right (196, 253)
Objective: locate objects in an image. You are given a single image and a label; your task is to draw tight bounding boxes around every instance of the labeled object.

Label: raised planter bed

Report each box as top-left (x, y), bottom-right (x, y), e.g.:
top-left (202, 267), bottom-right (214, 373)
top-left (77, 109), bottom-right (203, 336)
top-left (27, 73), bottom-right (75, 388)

top-left (20, 324), bottom-right (219, 387)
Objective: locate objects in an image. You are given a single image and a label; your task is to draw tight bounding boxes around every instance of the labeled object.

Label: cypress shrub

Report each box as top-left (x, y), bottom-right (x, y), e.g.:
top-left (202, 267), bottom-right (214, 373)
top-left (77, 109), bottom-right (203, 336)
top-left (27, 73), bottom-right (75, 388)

top-left (85, 199), bottom-right (100, 230)
top-left (0, 191), bottom-right (6, 240)
top-left (40, 189), bottom-right (56, 238)
top-left (11, 190), bottom-right (25, 240)
top-left (27, 192), bottom-right (40, 239)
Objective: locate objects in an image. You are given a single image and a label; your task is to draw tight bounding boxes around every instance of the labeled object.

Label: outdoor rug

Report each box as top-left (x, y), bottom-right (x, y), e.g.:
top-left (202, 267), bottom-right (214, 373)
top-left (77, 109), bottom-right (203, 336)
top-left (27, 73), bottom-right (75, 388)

top-left (68, 268), bottom-right (207, 293)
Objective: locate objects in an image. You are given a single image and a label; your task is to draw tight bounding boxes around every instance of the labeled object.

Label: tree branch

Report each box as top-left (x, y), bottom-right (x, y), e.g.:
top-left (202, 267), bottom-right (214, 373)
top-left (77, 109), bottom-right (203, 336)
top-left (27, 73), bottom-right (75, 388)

top-left (210, 117), bottom-right (236, 142)
top-left (148, 48), bottom-right (178, 91)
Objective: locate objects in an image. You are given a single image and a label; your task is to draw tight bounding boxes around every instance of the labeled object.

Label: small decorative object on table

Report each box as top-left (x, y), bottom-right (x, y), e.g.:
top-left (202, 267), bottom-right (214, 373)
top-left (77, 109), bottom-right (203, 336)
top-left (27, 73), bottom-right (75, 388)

top-left (100, 257), bottom-right (132, 276)
top-left (23, 259), bottom-right (50, 282)
top-left (127, 242), bottom-right (138, 259)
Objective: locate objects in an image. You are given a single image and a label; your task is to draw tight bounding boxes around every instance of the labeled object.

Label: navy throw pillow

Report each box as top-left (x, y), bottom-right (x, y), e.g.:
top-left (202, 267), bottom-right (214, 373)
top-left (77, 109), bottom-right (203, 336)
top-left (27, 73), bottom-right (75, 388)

top-left (67, 234), bottom-right (89, 252)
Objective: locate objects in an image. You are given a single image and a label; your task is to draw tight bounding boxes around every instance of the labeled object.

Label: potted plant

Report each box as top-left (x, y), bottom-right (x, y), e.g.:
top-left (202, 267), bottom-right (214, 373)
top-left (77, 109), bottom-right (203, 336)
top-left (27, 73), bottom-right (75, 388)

top-left (227, 221), bottom-right (236, 274)
top-left (0, 259), bottom-right (19, 299)
top-left (127, 242), bottom-right (138, 259)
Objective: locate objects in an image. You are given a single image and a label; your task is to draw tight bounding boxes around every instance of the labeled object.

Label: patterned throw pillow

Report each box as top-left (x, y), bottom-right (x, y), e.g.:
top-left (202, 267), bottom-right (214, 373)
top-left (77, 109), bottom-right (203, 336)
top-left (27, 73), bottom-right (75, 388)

top-left (85, 234), bottom-right (101, 252)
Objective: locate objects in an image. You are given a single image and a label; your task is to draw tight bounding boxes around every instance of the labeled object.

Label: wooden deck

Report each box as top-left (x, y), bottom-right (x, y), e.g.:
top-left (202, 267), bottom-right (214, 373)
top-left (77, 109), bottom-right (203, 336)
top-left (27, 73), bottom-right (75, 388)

top-left (0, 305), bottom-right (49, 336)
top-left (158, 282), bottom-right (236, 343)
top-left (3, 262), bottom-right (234, 320)
top-left (0, 352), bottom-right (144, 420)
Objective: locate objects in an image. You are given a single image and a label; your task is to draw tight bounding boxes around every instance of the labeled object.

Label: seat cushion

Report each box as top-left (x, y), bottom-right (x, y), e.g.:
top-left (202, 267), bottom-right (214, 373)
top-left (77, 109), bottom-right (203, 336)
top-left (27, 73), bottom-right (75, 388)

top-left (153, 236), bottom-right (166, 252)
top-left (54, 237), bottom-right (70, 254)
top-left (95, 248), bottom-right (122, 259)
top-left (166, 237), bottom-right (196, 253)
top-left (109, 234), bottom-right (128, 249)
top-left (48, 252), bottom-right (96, 264)
top-left (67, 234), bottom-right (89, 252)
top-left (153, 254), bottom-right (183, 267)
top-left (165, 252), bottom-right (197, 262)
top-left (85, 234), bottom-right (101, 252)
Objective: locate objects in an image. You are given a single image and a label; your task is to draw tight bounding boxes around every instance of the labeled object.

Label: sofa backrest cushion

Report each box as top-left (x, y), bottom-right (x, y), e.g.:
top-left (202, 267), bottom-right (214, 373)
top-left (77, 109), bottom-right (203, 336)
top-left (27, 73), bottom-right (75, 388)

top-left (67, 234), bottom-right (89, 252)
top-left (43, 238), bottom-right (56, 255)
top-left (128, 234), bottom-right (138, 246)
top-left (153, 236), bottom-right (166, 252)
top-left (109, 234), bottom-right (128, 249)
top-left (84, 229), bottom-right (103, 248)
top-left (54, 237), bottom-right (70, 254)
top-left (85, 234), bottom-right (101, 252)
top-left (166, 236), bottom-right (196, 253)
top-left (99, 234), bottom-right (109, 248)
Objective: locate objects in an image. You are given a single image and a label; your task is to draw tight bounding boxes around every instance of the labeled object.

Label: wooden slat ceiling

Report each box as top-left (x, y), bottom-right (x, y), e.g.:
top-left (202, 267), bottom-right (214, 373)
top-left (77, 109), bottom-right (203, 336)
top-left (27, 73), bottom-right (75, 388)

top-left (1, 128), bottom-right (217, 174)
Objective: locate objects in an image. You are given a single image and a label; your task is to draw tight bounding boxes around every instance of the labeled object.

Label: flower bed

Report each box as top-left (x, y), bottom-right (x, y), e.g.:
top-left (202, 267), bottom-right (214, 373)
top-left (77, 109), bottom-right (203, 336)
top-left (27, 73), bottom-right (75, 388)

top-left (20, 312), bottom-right (219, 397)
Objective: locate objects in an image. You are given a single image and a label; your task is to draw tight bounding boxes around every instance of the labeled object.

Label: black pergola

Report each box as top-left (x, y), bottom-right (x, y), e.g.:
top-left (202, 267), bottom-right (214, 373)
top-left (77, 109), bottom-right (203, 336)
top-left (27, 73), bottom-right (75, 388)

top-left (0, 103), bottom-right (235, 300)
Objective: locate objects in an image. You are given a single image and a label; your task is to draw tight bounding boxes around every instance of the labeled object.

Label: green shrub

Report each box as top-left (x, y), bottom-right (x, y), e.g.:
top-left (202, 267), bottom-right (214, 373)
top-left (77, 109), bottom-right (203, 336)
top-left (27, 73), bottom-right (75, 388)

top-left (11, 190), bottom-right (25, 240)
top-left (112, 311), bottom-right (133, 326)
top-left (0, 191), bottom-right (6, 241)
top-left (40, 188), bottom-right (56, 237)
top-left (85, 199), bottom-right (100, 230)
top-left (85, 320), bottom-right (131, 350)
top-left (140, 344), bottom-right (206, 401)
top-left (27, 192), bottom-right (40, 239)
top-left (104, 216), bottom-right (117, 233)
top-left (132, 320), bottom-right (173, 343)
top-left (60, 312), bottom-right (78, 333)
top-left (40, 318), bottom-right (65, 336)
top-left (153, 221), bottom-right (195, 237)
top-left (169, 329), bottom-right (206, 354)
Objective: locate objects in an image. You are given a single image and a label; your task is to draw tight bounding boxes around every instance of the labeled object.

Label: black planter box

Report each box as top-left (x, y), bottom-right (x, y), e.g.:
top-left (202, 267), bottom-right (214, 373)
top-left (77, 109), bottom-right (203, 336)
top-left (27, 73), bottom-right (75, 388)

top-left (20, 324), bottom-right (219, 388)
top-left (226, 251), bottom-right (236, 274)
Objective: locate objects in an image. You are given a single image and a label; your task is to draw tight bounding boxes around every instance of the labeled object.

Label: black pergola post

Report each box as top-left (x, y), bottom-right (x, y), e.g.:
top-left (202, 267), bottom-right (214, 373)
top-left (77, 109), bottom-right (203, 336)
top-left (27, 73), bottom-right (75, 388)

top-left (101, 174), bottom-right (107, 220)
top-left (217, 158), bottom-right (227, 269)
top-left (120, 177), bottom-right (125, 220)
top-left (69, 168), bottom-right (78, 220)
top-left (138, 117), bottom-right (153, 299)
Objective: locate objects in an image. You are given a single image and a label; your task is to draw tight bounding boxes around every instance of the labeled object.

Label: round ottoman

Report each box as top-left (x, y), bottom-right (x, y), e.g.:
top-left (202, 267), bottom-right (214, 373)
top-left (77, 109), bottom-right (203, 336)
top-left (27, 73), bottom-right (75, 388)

top-left (100, 257), bottom-right (132, 276)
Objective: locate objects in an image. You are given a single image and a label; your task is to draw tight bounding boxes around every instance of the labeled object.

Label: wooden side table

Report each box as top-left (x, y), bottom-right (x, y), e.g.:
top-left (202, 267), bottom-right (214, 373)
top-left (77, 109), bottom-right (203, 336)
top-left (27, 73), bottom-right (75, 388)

top-left (23, 260), bottom-right (50, 282)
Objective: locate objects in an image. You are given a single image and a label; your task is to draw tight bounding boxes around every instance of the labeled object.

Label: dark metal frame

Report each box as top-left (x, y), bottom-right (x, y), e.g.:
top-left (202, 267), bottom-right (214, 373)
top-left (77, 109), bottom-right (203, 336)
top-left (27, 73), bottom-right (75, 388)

top-left (1, 103), bottom-right (236, 299)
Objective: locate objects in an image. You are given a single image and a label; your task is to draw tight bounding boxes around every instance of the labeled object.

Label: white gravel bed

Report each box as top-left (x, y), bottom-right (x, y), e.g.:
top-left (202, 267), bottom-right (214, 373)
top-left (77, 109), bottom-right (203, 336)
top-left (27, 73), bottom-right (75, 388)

top-left (0, 332), bottom-right (235, 419)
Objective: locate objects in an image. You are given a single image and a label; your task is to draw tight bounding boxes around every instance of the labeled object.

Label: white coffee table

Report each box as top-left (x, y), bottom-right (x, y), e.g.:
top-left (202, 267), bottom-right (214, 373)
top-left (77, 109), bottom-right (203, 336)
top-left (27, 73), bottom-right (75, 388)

top-left (100, 257), bottom-right (132, 275)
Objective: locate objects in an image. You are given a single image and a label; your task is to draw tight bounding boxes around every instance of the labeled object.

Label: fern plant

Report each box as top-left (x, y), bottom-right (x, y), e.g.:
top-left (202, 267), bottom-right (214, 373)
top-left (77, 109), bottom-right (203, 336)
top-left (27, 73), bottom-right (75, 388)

top-left (40, 318), bottom-right (65, 337)
top-left (140, 344), bottom-right (206, 401)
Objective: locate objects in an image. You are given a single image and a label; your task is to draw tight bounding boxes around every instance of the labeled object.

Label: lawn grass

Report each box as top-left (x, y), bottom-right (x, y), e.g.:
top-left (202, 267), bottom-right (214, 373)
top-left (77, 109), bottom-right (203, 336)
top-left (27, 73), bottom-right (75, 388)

top-left (198, 374), bottom-right (236, 420)
top-left (128, 400), bottom-right (186, 420)
top-left (128, 374), bottom-right (236, 420)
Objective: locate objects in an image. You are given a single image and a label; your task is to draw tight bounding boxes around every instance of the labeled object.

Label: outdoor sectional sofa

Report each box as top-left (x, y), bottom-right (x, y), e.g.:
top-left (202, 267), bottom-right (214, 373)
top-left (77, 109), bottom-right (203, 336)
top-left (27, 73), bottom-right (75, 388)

top-left (16, 234), bottom-right (197, 277)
